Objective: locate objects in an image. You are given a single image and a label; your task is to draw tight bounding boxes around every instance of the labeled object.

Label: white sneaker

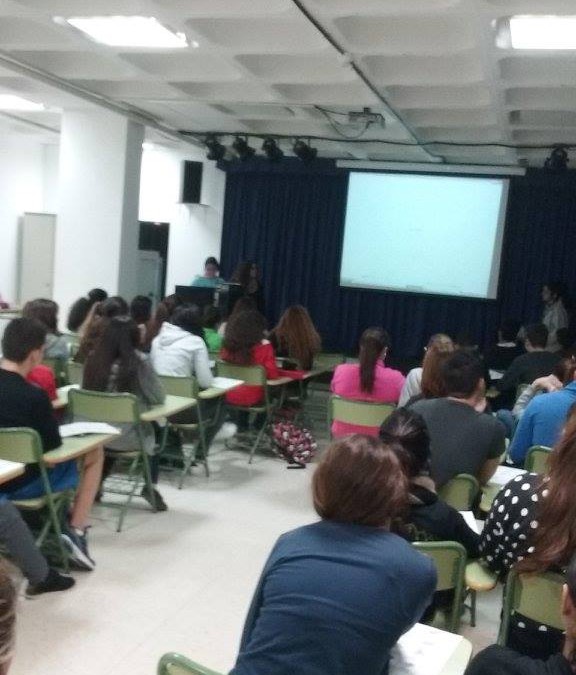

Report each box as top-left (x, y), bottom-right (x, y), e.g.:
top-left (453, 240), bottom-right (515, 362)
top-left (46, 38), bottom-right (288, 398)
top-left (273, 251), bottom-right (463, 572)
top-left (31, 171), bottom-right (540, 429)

top-left (214, 422), bottom-right (238, 441)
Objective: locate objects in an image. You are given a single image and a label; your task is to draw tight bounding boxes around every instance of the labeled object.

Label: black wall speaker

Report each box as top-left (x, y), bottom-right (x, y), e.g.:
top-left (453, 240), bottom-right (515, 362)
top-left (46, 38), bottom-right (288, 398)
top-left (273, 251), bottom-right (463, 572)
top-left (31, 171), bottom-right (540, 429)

top-left (181, 160), bottom-right (203, 204)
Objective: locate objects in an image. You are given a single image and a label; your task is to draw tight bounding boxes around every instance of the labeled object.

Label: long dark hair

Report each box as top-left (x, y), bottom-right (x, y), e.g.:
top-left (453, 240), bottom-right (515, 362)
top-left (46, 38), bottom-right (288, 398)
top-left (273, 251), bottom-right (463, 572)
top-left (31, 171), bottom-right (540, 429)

top-left (231, 261), bottom-right (257, 291)
top-left (516, 408), bottom-right (576, 574)
top-left (67, 288), bottom-right (107, 332)
top-left (145, 294), bottom-right (182, 349)
top-left (170, 304), bottom-right (205, 342)
top-left (359, 327), bottom-right (390, 393)
top-left (379, 408), bottom-right (431, 479)
top-left (83, 316), bottom-right (141, 393)
top-left (22, 298), bottom-right (60, 335)
top-left (222, 310), bottom-right (267, 364)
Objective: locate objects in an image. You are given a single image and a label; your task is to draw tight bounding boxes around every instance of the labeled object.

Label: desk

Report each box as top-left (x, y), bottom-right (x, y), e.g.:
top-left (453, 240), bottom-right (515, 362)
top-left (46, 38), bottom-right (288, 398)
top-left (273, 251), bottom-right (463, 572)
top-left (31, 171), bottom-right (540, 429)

top-left (480, 465), bottom-right (527, 512)
top-left (43, 433), bottom-right (119, 466)
top-left (140, 395), bottom-right (197, 422)
top-left (0, 460), bottom-right (25, 485)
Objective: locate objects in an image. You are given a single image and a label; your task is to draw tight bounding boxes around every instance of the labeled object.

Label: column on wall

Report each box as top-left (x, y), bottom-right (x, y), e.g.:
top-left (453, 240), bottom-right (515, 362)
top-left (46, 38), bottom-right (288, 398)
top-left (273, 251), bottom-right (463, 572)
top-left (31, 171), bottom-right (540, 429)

top-left (53, 109), bottom-right (143, 319)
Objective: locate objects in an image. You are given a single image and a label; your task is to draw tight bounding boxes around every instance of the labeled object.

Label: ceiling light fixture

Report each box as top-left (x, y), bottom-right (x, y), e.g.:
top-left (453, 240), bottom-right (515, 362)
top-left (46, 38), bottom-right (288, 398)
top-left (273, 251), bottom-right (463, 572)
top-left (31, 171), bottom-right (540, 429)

top-left (0, 95), bottom-right (45, 111)
top-left (60, 16), bottom-right (188, 48)
top-left (293, 139), bottom-right (318, 163)
top-left (509, 15), bottom-right (576, 50)
top-left (544, 145), bottom-right (569, 171)
top-left (204, 135), bottom-right (226, 161)
top-left (262, 137), bottom-right (284, 162)
top-left (232, 136), bottom-right (255, 161)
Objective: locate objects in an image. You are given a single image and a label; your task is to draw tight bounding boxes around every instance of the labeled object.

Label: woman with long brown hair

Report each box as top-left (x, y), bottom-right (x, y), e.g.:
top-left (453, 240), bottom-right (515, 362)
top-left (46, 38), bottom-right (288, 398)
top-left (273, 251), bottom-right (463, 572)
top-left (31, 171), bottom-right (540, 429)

top-left (230, 435), bottom-right (436, 675)
top-left (480, 406), bottom-right (576, 659)
top-left (231, 261), bottom-right (264, 313)
top-left (330, 327), bottom-right (405, 437)
top-left (22, 298), bottom-right (69, 359)
top-left (270, 305), bottom-right (321, 371)
top-left (399, 333), bottom-right (454, 406)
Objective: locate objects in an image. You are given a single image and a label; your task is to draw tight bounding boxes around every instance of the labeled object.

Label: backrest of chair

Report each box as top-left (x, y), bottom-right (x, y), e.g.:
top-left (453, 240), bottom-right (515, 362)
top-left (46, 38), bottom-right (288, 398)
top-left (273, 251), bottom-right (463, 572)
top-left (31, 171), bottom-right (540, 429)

top-left (330, 395), bottom-right (395, 428)
top-left (157, 653), bottom-right (222, 675)
top-left (216, 362), bottom-right (266, 386)
top-left (499, 569), bottom-right (564, 644)
top-left (413, 541), bottom-right (467, 592)
top-left (158, 375), bottom-right (199, 398)
top-left (66, 360), bottom-right (84, 386)
top-left (524, 445), bottom-right (552, 473)
top-left (314, 353), bottom-right (345, 370)
top-left (69, 389), bottom-right (139, 424)
top-left (0, 428), bottom-right (43, 464)
top-left (438, 474), bottom-right (480, 511)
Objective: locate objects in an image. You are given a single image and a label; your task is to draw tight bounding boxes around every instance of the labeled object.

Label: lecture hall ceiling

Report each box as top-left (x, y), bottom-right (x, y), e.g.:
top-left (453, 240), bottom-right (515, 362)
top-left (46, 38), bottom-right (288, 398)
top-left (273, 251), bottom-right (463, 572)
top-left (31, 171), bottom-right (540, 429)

top-left (1, 0), bottom-right (576, 166)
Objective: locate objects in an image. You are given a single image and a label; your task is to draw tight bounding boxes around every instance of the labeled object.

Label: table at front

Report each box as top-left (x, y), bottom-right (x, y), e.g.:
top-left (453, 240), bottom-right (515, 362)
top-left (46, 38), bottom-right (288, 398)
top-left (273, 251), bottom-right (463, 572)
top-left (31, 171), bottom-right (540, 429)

top-left (0, 460), bottom-right (25, 485)
top-left (43, 433), bottom-right (120, 466)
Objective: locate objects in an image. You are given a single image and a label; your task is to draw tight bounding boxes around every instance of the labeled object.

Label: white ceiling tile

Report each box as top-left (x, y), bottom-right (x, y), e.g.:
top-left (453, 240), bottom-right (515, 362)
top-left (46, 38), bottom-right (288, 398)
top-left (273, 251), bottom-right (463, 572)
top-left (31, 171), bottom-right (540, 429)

top-left (505, 87), bottom-right (576, 109)
top-left (0, 17), bottom-right (77, 48)
top-left (416, 126), bottom-right (504, 142)
top-left (119, 53), bottom-right (242, 80)
top-left (334, 16), bottom-right (476, 54)
top-left (9, 50), bottom-right (137, 79)
top-left (187, 18), bottom-right (327, 52)
top-left (272, 83), bottom-right (378, 105)
top-left (212, 104), bottom-right (296, 119)
top-left (169, 81), bottom-right (276, 102)
top-left (13, 0), bottom-right (156, 14)
top-left (69, 79), bottom-right (182, 98)
top-left (510, 110), bottom-right (576, 127)
top-left (239, 119), bottom-right (331, 135)
top-left (236, 55), bottom-right (353, 83)
top-left (513, 129), bottom-right (576, 143)
top-left (154, 0), bottom-right (293, 17)
top-left (404, 108), bottom-right (498, 127)
top-left (363, 54), bottom-right (484, 85)
top-left (387, 85), bottom-right (492, 109)
top-left (307, 0), bottom-right (462, 15)
top-left (500, 57), bottom-right (576, 86)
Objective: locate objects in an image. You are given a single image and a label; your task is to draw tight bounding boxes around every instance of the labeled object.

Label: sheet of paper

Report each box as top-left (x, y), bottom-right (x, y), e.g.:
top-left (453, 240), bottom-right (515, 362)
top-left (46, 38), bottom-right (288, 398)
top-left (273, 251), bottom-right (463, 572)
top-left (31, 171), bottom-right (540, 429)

top-left (458, 510), bottom-right (480, 534)
top-left (59, 422), bottom-right (120, 438)
top-left (390, 623), bottom-right (464, 675)
top-left (492, 465), bottom-right (527, 486)
top-left (211, 376), bottom-right (243, 391)
top-left (58, 384), bottom-right (80, 394)
top-left (489, 369), bottom-right (504, 380)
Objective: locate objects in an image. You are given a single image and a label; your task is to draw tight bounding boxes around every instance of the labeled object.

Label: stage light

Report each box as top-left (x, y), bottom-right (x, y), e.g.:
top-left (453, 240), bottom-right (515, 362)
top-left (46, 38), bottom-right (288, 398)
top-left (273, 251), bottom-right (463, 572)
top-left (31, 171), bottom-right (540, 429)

top-left (232, 136), bottom-right (255, 161)
top-left (262, 137), bottom-right (284, 161)
top-left (204, 135), bottom-right (226, 161)
top-left (293, 139), bottom-right (318, 163)
top-left (544, 145), bottom-right (569, 171)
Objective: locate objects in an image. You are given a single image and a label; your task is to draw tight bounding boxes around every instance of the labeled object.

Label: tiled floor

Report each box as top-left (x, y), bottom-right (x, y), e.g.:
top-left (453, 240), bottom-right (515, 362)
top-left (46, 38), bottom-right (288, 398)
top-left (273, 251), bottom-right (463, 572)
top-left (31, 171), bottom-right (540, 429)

top-left (12, 436), bottom-right (501, 674)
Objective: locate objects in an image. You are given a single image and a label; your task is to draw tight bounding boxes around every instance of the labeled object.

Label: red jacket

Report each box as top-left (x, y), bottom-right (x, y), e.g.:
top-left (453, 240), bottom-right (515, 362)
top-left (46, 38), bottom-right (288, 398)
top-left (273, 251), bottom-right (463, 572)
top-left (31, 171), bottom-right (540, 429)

top-left (27, 365), bottom-right (57, 401)
top-left (221, 341), bottom-right (280, 407)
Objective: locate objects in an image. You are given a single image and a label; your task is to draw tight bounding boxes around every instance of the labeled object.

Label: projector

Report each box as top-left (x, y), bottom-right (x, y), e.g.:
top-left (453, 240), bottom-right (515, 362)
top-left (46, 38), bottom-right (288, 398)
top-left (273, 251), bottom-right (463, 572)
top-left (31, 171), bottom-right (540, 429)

top-left (348, 107), bottom-right (385, 127)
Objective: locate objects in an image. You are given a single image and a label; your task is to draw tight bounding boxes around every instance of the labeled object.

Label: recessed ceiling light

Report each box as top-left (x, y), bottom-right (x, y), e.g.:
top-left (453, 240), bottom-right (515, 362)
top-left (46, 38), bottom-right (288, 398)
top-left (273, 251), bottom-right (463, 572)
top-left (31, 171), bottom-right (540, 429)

top-left (61, 16), bottom-right (188, 48)
top-left (0, 95), bottom-right (45, 111)
top-left (509, 15), bottom-right (576, 49)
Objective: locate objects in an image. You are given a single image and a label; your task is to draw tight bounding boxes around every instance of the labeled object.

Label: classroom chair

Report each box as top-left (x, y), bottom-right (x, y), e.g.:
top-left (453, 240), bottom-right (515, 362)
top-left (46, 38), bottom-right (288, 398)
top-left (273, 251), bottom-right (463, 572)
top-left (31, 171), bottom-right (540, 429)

top-left (498, 568), bottom-right (564, 646)
top-left (438, 474), bottom-right (479, 511)
top-left (524, 445), bottom-right (552, 474)
top-left (0, 428), bottom-right (71, 569)
top-left (465, 560), bottom-right (498, 627)
top-left (65, 360), bottom-right (84, 387)
top-left (216, 362), bottom-right (281, 463)
top-left (157, 375), bottom-right (214, 485)
top-left (157, 652), bottom-right (222, 675)
top-left (68, 389), bottom-right (158, 532)
top-left (328, 395), bottom-right (395, 439)
top-left (413, 541), bottom-right (467, 633)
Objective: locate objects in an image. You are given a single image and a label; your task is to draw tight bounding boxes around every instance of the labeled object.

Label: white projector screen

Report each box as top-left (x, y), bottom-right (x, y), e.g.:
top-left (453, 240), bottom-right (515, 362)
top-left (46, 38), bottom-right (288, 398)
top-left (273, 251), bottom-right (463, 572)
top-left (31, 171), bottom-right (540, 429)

top-left (340, 172), bottom-right (508, 300)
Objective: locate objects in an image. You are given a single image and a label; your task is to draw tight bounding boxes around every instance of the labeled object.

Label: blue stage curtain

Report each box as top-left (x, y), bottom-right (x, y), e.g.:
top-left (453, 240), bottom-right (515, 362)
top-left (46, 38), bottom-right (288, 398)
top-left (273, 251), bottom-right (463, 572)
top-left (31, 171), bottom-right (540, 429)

top-left (220, 160), bottom-right (576, 358)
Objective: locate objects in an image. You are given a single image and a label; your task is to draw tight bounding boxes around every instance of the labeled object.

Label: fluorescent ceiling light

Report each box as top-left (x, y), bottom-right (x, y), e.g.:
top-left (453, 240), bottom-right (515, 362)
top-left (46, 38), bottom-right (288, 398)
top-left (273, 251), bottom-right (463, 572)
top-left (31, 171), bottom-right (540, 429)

top-left (510, 15), bottom-right (576, 49)
top-left (63, 16), bottom-right (188, 48)
top-left (0, 95), bottom-right (45, 111)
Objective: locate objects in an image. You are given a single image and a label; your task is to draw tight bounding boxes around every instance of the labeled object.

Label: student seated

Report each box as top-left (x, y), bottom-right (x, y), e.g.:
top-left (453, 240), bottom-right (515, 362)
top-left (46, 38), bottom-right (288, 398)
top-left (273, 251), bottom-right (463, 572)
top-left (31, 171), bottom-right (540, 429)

top-left (75, 296), bottom-right (129, 363)
top-left (144, 293), bottom-right (182, 351)
top-left (202, 306), bottom-right (223, 353)
top-left (22, 298), bottom-right (69, 359)
top-left (83, 317), bottom-right (166, 510)
top-left (331, 328), bottom-right (405, 437)
top-left (480, 409), bottom-right (576, 659)
top-left (129, 295), bottom-right (152, 348)
top-left (466, 550), bottom-right (576, 675)
top-left (410, 351), bottom-right (505, 488)
top-left (66, 288), bottom-right (107, 334)
top-left (484, 320), bottom-right (524, 373)
top-left (496, 324), bottom-right (560, 406)
top-left (190, 256), bottom-right (222, 288)
top-left (229, 435), bottom-right (436, 675)
top-left (269, 305), bottom-right (322, 371)
top-left (0, 318), bottom-right (103, 570)
top-left (399, 333), bottom-right (454, 406)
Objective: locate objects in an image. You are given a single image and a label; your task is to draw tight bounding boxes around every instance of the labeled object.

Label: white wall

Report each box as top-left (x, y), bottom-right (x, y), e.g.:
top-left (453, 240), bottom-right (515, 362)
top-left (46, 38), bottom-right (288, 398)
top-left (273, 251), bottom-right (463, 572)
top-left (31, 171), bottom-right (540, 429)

top-left (139, 144), bottom-right (226, 293)
top-left (0, 130), bottom-right (54, 305)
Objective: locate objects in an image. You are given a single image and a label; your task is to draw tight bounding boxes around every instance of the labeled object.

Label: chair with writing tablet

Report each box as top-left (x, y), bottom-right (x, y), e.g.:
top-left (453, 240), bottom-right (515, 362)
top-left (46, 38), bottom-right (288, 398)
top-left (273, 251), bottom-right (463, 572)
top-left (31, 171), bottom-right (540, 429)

top-left (157, 653), bottom-right (222, 675)
top-left (68, 389), bottom-right (158, 532)
top-left (0, 428), bottom-right (71, 569)
top-left (498, 568), bottom-right (564, 646)
top-left (524, 445), bottom-right (552, 474)
top-left (65, 360), bottom-right (84, 387)
top-left (438, 474), bottom-right (479, 511)
top-left (329, 395), bottom-right (395, 439)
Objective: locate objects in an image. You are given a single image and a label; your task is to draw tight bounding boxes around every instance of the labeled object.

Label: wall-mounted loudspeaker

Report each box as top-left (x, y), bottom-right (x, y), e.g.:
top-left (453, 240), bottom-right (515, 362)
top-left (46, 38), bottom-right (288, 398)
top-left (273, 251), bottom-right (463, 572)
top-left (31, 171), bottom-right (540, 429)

top-left (181, 160), bottom-right (203, 204)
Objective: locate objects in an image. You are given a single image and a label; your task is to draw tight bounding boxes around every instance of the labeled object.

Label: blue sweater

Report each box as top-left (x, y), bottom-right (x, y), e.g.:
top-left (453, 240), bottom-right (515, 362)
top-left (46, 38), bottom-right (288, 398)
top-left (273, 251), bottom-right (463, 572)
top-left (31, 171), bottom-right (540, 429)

top-left (230, 520), bottom-right (436, 675)
top-left (509, 381), bottom-right (576, 464)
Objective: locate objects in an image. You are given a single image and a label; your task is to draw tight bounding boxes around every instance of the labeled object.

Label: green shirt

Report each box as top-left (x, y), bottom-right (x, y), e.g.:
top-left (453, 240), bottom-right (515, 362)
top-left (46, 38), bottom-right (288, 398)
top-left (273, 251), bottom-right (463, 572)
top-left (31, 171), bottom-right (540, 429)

top-left (203, 328), bottom-right (222, 352)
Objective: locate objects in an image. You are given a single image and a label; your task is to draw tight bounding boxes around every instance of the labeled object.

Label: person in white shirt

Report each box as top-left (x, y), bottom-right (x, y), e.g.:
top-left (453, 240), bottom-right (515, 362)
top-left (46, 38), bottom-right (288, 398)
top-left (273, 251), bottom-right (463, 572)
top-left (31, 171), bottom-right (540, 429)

top-left (399, 333), bottom-right (454, 406)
